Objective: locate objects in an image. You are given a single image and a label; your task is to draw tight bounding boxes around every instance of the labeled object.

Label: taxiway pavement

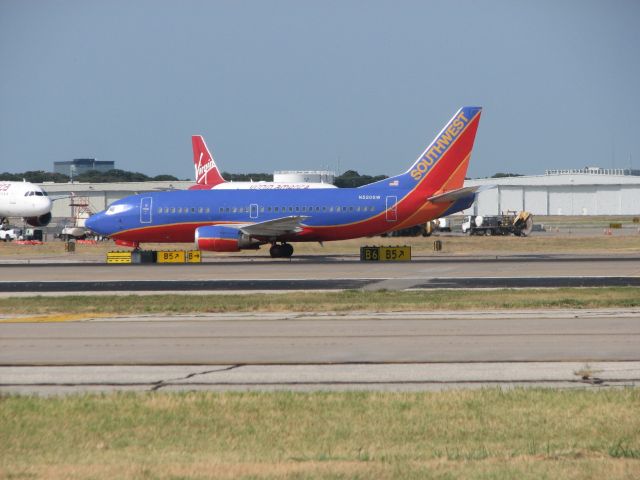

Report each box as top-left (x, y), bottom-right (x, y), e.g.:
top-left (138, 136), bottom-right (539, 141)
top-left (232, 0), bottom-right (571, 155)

top-left (2, 310), bottom-right (639, 394)
top-left (1, 255), bottom-right (639, 292)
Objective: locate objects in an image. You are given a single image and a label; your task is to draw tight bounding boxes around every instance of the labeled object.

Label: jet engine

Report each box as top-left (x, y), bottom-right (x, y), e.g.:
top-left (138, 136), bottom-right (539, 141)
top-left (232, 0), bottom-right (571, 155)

top-left (195, 225), bottom-right (261, 252)
top-left (25, 212), bottom-right (52, 227)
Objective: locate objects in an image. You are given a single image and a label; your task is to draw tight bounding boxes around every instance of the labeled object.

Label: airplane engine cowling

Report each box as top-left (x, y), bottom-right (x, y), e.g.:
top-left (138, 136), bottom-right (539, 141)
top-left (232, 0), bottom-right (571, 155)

top-left (195, 226), bottom-right (260, 252)
top-left (25, 212), bottom-right (52, 227)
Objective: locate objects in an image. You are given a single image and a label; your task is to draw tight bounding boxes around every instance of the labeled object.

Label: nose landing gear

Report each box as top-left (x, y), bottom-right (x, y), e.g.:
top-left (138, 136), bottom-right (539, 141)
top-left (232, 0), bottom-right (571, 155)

top-left (269, 243), bottom-right (294, 258)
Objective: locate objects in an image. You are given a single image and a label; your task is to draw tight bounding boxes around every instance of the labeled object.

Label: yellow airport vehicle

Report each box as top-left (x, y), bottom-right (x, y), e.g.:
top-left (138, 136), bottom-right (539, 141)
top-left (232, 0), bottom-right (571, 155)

top-left (360, 246), bottom-right (411, 262)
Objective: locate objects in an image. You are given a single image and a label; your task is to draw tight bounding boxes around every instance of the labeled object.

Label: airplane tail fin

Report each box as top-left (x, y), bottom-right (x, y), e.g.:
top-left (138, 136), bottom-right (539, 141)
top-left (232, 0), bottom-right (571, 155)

top-left (189, 135), bottom-right (225, 190)
top-left (363, 106), bottom-right (482, 196)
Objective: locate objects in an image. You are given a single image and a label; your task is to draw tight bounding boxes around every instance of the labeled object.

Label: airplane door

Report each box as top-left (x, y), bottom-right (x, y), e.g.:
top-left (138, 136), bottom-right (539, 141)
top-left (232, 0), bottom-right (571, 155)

top-left (250, 203), bottom-right (258, 219)
top-left (140, 197), bottom-right (152, 224)
top-left (386, 196), bottom-right (397, 222)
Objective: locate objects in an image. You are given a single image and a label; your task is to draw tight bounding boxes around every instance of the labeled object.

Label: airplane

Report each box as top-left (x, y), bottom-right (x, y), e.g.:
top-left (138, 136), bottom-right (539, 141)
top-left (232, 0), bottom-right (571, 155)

top-left (0, 181), bottom-right (53, 228)
top-left (86, 106), bottom-right (485, 258)
top-left (189, 135), bottom-right (336, 190)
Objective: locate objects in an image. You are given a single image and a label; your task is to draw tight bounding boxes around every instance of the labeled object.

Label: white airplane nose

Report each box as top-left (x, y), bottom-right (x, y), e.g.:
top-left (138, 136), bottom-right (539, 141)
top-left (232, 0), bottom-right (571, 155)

top-left (35, 196), bottom-right (52, 215)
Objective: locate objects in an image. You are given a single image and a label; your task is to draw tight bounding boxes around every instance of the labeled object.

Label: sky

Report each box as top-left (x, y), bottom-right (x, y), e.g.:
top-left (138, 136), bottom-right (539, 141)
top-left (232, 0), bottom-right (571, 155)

top-left (1, 0), bottom-right (639, 180)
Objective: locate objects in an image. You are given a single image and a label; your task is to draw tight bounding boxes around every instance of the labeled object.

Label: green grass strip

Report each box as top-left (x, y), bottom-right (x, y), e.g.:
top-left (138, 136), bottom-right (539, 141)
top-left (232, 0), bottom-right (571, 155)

top-left (1, 287), bottom-right (640, 316)
top-left (1, 389), bottom-right (639, 479)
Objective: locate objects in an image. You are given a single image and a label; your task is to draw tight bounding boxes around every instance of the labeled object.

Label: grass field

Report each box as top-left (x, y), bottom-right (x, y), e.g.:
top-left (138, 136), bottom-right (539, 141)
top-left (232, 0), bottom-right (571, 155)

top-left (1, 389), bottom-right (639, 479)
top-left (1, 287), bottom-right (640, 318)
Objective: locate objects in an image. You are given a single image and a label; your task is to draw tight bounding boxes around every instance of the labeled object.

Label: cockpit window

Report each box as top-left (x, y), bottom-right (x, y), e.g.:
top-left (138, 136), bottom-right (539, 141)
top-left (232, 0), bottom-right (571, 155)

top-left (105, 204), bottom-right (132, 215)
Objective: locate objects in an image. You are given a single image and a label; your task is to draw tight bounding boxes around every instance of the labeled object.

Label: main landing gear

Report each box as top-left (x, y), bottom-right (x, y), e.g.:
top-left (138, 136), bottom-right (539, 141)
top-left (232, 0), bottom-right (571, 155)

top-left (269, 242), bottom-right (294, 258)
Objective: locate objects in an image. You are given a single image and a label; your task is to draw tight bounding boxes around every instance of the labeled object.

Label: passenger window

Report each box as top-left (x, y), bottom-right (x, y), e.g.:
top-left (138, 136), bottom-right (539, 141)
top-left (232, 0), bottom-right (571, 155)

top-left (170, 207), bottom-right (175, 213)
top-left (232, 207), bottom-right (237, 213)
top-left (289, 207), bottom-right (293, 212)
top-left (268, 207), bottom-right (272, 212)
top-left (349, 206), bottom-right (354, 212)
top-left (315, 206), bottom-right (320, 212)
top-left (191, 207), bottom-right (195, 213)
top-left (198, 207), bottom-right (203, 213)
top-left (322, 206), bottom-right (327, 211)
top-left (219, 207), bottom-right (224, 213)
top-left (329, 206), bottom-right (334, 212)
top-left (260, 207), bottom-right (265, 213)
top-left (205, 207), bottom-right (210, 213)
top-left (157, 208), bottom-right (162, 213)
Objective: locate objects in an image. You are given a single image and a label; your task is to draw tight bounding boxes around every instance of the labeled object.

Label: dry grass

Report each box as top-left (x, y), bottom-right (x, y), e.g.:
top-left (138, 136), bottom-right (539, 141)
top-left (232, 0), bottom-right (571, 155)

top-left (1, 389), bottom-right (639, 479)
top-left (0, 228), bottom-right (638, 260)
top-left (0, 287), bottom-right (639, 317)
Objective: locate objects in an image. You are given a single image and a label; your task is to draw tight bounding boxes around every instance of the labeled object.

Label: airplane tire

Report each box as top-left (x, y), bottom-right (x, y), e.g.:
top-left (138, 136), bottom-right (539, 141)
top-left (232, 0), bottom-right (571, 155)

top-left (269, 243), bottom-right (294, 258)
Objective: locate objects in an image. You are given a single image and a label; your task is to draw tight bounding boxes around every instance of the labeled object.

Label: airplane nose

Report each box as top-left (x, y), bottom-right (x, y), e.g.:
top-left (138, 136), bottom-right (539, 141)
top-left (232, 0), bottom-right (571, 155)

top-left (85, 213), bottom-right (104, 235)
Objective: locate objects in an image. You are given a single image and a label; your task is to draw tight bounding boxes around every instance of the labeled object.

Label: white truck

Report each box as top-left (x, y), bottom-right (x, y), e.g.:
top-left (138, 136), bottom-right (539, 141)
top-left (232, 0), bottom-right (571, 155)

top-left (462, 211), bottom-right (533, 236)
top-left (0, 228), bottom-right (20, 241)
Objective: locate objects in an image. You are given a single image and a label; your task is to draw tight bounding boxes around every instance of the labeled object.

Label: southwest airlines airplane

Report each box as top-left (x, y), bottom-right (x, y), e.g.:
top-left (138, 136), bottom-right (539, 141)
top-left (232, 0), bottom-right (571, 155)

top-left (86, 106), bottom-right (483, 258)
top-left (0, 181), bottom-right (53, 227)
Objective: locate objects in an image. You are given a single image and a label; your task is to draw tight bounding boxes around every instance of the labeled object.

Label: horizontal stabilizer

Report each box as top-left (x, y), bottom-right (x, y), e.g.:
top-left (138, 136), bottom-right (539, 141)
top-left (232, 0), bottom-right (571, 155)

top-left (240, 215), bottom-right (309, 237)
top-left (427, 184), bottom-right (495, 204)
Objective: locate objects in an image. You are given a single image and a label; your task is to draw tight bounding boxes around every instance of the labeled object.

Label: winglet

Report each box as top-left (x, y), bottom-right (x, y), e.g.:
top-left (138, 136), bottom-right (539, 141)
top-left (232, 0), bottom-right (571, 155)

top-left (190, 135), bottom-right (226, 189)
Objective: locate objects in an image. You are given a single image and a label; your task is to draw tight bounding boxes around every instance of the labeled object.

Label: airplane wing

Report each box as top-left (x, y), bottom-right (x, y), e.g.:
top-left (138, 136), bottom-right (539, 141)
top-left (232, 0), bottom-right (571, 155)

top-left (427, 185), bottom-right (495, 203)
top-left (239, 215), bottom-right (309, 237)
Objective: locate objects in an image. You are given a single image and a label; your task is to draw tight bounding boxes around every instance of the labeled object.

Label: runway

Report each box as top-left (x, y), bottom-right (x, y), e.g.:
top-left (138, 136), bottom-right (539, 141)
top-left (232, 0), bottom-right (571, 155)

top-left (2, 255), bottom-right (639, 394)
top-left (1, 255), bottom-right (640, 292)
top-left (2, 310), bottom-right (639, 394)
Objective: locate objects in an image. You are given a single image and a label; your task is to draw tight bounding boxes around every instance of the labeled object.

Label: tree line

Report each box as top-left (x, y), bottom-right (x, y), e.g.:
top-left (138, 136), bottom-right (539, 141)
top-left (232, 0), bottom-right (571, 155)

top-left (0, 169), bottom-right (181, 183)
top-left (0, 169), bottom-right (390, 187)
top-left (0, 169), bottom-right (519, 186)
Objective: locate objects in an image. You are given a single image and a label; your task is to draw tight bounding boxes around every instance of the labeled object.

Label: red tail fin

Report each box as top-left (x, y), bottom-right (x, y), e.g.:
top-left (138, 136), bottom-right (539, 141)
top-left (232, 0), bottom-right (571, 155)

top-left (190, 135), bottom-right (225, 189)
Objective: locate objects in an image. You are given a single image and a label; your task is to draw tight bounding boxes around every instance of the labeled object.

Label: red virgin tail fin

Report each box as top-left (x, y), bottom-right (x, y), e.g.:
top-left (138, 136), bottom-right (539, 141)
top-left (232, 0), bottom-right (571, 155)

top-left (189, 135), bottom-right (225, 189)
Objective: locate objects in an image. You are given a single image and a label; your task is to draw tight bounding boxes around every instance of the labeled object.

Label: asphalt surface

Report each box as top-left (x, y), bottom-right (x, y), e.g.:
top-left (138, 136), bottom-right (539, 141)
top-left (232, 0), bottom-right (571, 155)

top-left (2, 362), bottom-right (639, 395)
top-left (2, 310), bottom-right (639, 394)
top-left (1, 255), bottom-right (639, 394)
top-left (1, 255), bottom-right (639, 292)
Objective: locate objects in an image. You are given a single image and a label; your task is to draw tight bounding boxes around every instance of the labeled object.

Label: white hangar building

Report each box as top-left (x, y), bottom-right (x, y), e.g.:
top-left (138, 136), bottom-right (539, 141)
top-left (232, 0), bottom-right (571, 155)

top-left (463, 168), bottom-right (640, 216)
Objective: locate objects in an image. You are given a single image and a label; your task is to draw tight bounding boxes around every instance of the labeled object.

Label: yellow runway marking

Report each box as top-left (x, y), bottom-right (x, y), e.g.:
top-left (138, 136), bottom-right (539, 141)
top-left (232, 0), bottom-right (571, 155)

top-left (0, 313), bottom-right (111, 323)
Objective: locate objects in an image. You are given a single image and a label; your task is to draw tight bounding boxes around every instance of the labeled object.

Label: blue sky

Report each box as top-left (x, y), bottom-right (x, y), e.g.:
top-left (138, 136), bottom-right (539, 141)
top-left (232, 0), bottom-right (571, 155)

top-left (1, 0), bottom-right (638, 179)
